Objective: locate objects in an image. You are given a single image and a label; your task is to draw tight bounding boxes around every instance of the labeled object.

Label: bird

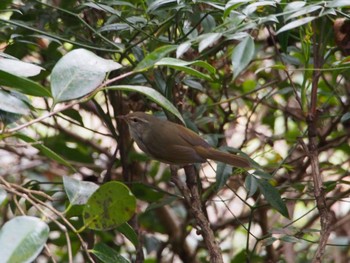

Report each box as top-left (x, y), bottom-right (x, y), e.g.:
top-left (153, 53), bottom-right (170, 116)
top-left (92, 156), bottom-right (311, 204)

top-left (119, 112), bottom-right (250, 168)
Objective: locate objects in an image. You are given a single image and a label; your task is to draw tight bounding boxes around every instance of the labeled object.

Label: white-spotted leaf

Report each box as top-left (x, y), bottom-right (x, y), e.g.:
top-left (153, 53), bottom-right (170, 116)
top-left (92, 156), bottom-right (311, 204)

top-left (83, 181), bottom-right (136, 230)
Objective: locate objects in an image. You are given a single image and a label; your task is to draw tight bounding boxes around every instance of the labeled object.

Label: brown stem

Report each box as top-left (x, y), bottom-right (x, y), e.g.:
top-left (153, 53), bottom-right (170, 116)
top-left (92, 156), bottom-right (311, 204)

top-left (307, 23), bottom-right (334, 262)
top-left (170, 165), bottom-right (224, 263)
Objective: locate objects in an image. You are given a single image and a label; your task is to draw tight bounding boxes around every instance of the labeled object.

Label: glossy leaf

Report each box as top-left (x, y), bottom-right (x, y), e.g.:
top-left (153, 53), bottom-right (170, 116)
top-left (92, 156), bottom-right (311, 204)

top-left (283, 1), bottom-right (306, 12)
top-left (134, 45), bottom-right (178, 71)
top-left (51, 48), bottom-right (122, 103)
top-left (327, 0), bottom-right (350, 7)
top-left (257, 179), bottom-right (289, 218)
top-left (201, 14), bottom-right (216, 32)
top-left (83, 181), bottom-right (136, 230)
top-left (0, 70), bottom-right (51, 97)
top-left (0, 216), bottom-right (49, 263)
top-left (117, 223), bottom-right (139, 248)
top-left (245, 174), bottom-right (258, 197)
top-left (91, 243), bottom-right (130, 263)
top-left (280, 235), bottom-right (300, 243)
top-left (82, 2), bottom-right (122, 15)
top-left (215, 162), bottom-right (232, 191)
top-left (284, 5), bottom-right (322, 21)
top-left (0, 111), bottom-right (22, 125)
top-left (183, 78), bottom-right (204, 91)
top-left (155, 58), bottom-right (215, 81)
top-left (276, 17), bottom-right (316, 35)
top-left (264, 236), bottom-right (278, 246)
top-left (131, 183), bottom-right (163, 202)
top-left (232, 36), bottom-right (255, 79)
top-left (61, 108), bottom-right (84, 126)
top-left (198, 33), bottom-right (222, 52)
top-left (253, 170), bottom-right (273, 180)
top-left (63, 176), bottom-right (99, 205)
top-left (341, 112), bottom-right (350, 123)
top-left (0, 89), bottom-right (30, 115)
top-left (243, 1), bottom-right (276, 15)
top-left (176, 42), bottom-right (191, 58)
top-left (99, 23), bottom-right (130, 32)
top-left (0, 188), bottom-right (7, 206)
top-left (106, 85), bottom-right (185, 124)
top-left (224, 0), bottom-right (250, 18)
top-left (0, 57), bottom-right (44, 77)
top-left (147, 0), bottom-right (178, 13)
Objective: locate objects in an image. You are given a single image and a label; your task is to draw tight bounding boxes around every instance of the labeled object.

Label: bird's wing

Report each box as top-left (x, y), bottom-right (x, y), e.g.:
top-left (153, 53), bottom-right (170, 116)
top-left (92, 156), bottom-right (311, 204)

top-left (139, 121), bottom-right (208, 164)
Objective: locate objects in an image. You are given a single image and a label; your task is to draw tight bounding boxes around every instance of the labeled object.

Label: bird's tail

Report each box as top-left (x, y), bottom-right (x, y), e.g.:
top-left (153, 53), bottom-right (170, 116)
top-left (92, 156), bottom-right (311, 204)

top-left (195, 146), bottom-right (250, 168)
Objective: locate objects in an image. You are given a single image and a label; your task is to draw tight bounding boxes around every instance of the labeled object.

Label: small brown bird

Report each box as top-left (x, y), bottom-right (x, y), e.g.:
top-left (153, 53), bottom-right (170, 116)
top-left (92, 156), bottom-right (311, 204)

top-left (119, 112), bottom-right (250, 168)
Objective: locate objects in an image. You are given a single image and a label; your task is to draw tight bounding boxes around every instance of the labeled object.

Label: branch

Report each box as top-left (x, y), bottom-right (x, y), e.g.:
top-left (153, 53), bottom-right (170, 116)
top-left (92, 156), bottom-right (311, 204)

top-left (306, 23), bottom-right (334, 262)
top-left (170, 165), bottom-right (224, 263)
top-left (5, 102), bottom-right (79, 134)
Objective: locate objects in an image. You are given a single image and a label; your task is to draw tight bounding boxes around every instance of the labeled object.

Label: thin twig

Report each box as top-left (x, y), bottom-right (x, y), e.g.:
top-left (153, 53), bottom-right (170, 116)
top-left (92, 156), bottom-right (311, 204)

top-left (0, 177), bottom-right (95, 263)
top-left (6, 102), bottom-right (79, 134)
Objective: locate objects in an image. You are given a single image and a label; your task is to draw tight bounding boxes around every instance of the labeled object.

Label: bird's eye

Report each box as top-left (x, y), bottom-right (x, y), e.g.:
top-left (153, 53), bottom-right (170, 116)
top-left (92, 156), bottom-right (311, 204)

top-left (132, 118), bottom-right (138, 123)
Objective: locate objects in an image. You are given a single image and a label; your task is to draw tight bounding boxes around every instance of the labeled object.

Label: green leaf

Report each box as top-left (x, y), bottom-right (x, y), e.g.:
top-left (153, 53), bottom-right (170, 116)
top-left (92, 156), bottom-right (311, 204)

top-left (276, 17), bottom-right (316, 35)
top-left (224, 0), bottom-right (250, 18)
top-left (117, 223), bottom-right (139, 248)
top-left (284, 6), bottom-right (322, 21)
top-left (131, 183), bottom-right (163, 202)
top-left (283, 1), bottom-right (306, 12)
top-left (0, 57), bottom-right (44, 77)
top-left (280, 235), bottom-right (300, 243)
top-left (51, 48), bottom-right (122, 103)
top-left (0, 187), bottom-right (7, 206)
top-left (83, 182), bottom-right (136, 230)
top-left (243, 1), bottom-right (276, 15)
top-left (82, 2), bottom-right (122, 15)
top-left (201, 14), bottom-right (216, 33)
top-left (263, 236), bottom-right (278, 246)
top-left (147, 0), bottom-right (179, 13)
top-left (215, 163), bottom-right (232, 191)
top-left (63, 176), bottom-right (99, 205)
top-left (61, 108), bottom-right (84, 126)
top-left (232, 36), bottom-right (255, 79)
top-left (134, 45), bottom-right (178, 71)
top-left (176, 42), bottom-right (191, 58)
top-left (155, 58), bottom-right (216, 81)
top-left (257, 179), bottom-right (289, 218)
top-left (0, 111), bottom-right (22, 125)
top-left (183, 78), bottom-right (204, 91)
top-left (91, 243), bottom-right (130, 263)
top-left (327, 0), bottom-right (350, 8)
top-left (341, 112), bottom-right (350, 123)
top-left (14, 133), bottom-right (75, 171)
top-left (0, 216), bottom-right (49, 263)
top-left (106, 85), bottom-right (185, 124)
top-left (0, 89), bottom-right (30, 115)
top-left (198, 33), bottom-right (222, 52)
top-left (0, 70), bottom-right (51, 97)
top-left (253, 170), bottom-right (273, 180)
top-left (245, 174), bottom-right (258, 197)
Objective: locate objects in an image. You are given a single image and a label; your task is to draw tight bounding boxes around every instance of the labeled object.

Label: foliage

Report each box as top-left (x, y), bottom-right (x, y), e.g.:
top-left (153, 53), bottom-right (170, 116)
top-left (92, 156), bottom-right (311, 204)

top-left (0, 0), bottom-right (350, 262)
